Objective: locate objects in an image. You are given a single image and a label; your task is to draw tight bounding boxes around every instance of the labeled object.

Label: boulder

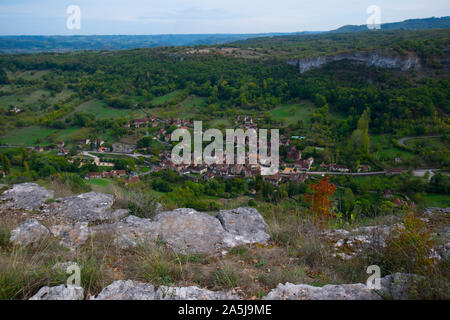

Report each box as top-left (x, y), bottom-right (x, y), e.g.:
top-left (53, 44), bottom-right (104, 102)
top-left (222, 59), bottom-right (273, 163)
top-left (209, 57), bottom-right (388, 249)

top-left (378, 273), bottom-right (421, 300)
top-left (29, 285), bottom-right (84, 300)
top-left (91, 280), bottom-right (240, 300)
top-left (10, 219), bottom-right (50, 246)
top-left (50, 222), bottom-right (91, 250)
top-left (93, 207), bottom-right (271, 254)
top-left (323, 224), bottom-right (399, 260)
top-left (437, 242), bottom-right (450, 261)
top-left (217, 207), bottom-right (270, 246)
top-left (156, 286), bottom-right (240, 300)
top-left (263, 273), bottom-right (423, 300)
top-left (263, 282), bottom-right (380, 300)
top-left (90, 280), bottom-right (156, 300)
top-left (150, 208), bottom-right (233, 254)
top-left (45, 192), bottom-right (128, 223)
top-left (89, 215), bottom-right (155, 249)
top-left (0, 183), bottom-right (54, 211)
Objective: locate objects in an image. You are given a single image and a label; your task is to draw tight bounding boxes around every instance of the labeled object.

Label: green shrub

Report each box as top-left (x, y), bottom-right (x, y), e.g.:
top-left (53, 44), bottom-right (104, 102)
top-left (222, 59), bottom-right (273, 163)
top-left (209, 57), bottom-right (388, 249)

top-left (214, 264), bottom-right (239, 290)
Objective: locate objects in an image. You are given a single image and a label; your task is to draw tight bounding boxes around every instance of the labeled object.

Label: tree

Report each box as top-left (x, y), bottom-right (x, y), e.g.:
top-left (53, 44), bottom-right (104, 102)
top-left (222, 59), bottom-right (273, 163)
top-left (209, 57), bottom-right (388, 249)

top-left (303, 175), bottom-right (336, 222)
top-left (350, 107), bottom-right (370, 154)
top-left (1, 154), bottom-right (11, 175)
top-left (341, 188), bottom-right (356, 220)
top-left (0, 69), bottom-right (8, 84)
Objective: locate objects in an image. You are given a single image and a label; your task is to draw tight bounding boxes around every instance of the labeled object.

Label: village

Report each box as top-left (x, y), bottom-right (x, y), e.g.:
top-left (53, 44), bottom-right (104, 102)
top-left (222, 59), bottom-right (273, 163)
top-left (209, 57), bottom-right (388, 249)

top-left (19, 114), bottom-right (405, 189)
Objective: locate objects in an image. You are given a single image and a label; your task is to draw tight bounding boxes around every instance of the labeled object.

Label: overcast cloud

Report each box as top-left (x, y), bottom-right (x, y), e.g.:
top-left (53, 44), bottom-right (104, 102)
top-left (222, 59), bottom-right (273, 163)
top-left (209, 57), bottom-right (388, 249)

top-left (0, 0), bottom-right (449, 35)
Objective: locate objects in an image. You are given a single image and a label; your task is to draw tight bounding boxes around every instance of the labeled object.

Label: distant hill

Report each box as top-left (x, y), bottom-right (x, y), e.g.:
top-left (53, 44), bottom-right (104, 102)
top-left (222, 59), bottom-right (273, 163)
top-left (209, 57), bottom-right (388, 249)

top-left (0, 16), bottom-right (448, 54)
top-left (0, 33), bottom-right (300, 54)
top-left (333, 16), bottom-right (450, 33)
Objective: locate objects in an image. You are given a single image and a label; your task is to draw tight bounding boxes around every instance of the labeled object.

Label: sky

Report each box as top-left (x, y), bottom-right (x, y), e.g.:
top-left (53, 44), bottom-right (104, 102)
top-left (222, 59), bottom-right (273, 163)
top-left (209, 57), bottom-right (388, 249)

top-left (0, 0), bottom-right (449, 35)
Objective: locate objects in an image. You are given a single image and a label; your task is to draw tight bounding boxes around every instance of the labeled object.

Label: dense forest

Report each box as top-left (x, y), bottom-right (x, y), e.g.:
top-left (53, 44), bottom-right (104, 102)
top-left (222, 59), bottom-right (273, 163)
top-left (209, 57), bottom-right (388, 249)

top-left (0, 19), bottom-right (450, 301)
top-left (0, 26), bottom-right (449, 210)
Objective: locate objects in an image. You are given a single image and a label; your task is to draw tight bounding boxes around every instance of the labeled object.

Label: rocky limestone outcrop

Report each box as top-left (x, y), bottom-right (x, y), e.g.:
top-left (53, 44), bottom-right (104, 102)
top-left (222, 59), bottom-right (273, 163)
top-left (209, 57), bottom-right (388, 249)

top-left (93, 207), bottom-right (270, 254)
top-left (323, 224), bottom-right (400, 260)
top-left (2, 184), bottom-right (270, 253)
top-left (263, 282), bottom-right (380, 300)
top-left (50, 222), bottom-right (91, 250)
top-left (287, 50), bottom-right (421, 74)
top-left (29, 285), bottom-right (84, 300)
top-left (10, 218), bottom-right (50, 246)
top-left (217, 207), bottom-right (271, 246)
top-left (0, 183), bottom-right (54, 211)
top-left (43, 192), bottom-right (128, 223)
top-left (90, 280), bottom-right (240, 300)
top-left (423, 207), bottom-right (450, 217)
top-left (378, 273), bottom-right (422, 300)
top-left (151, 208), bottom-right (233, 254)
top-left (157, 285), bottom-right (240, 300)
top-left (90, 280), bottom-right (157, 300)
top-left (263, 273), bottom-right (422, 300)
top-left (37, 272), bottom-right (418, 300)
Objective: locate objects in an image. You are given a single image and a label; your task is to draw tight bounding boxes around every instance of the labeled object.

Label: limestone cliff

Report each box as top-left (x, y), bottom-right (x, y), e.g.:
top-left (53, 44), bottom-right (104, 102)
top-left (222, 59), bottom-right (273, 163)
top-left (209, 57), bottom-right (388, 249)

top-left (287, 50), bottom-right (421, 73)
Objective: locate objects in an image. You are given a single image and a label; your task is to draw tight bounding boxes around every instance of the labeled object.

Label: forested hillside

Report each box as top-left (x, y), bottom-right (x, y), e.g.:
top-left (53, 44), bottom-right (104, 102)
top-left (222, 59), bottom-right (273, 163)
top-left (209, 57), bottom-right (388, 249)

top-left (0, 20), bottom-right (449, 301)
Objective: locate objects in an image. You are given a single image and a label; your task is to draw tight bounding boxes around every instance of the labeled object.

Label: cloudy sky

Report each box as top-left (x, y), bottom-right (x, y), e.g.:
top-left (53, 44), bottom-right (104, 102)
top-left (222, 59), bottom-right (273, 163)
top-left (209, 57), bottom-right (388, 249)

top-left (0, 0), bottom-right (449, 35)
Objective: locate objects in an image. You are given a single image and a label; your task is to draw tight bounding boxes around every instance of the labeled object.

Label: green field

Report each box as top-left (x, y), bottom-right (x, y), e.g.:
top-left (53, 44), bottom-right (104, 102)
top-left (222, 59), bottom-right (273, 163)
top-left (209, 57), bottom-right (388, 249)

top-left (377, 147), bottom-right (415, 159)
top-left (152, 90), bottom-right (184, 105)
top-left (87, 178), bottom-right (115, 193)
top-left (208, 118), bottom-right (232, 127)
top-left (179, 95), bottom-right (206, 108)
top-left (55, 127), bottom-right (92, 142)
top-left (0, 89), bottom-right (50, 110)
top-left (405, 137), bottom-right (449, 151)
top-left (424, 193), bottom-right (450, 208)
top-left (146, 95), bottom-right (207, 120)
top-left (46, 89), bottom-right (75, 105)
top-left (74, 100), bottom-right (133, 119)
top-left (269, 103), bottom-right (316, 125)
top-left (0, 85), bottom-right (14, 94)
top-left (1, 125), bottom-right (94, 146)
top-left (1, 126), bottom-right (57, 145)
top-left (370, 134), bottom-right (415, 160)
top-left (370, 134), bottom-right (392, 145)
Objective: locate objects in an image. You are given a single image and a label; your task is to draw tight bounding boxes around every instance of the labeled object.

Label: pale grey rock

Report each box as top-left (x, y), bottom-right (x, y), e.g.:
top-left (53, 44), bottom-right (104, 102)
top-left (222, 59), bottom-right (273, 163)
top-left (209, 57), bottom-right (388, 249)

top-left (45, 192), bottom-right (128, 223)
top-left (440, 226), bottom-right (450, 239)
top-left (151, 208), bottom-right (231, 254)
top-left (322, 229), bottom-right (350, 238)
top-left (0, 184), bottom-right (6, 191)
top-left (0, 183), bottom-right (54, 210)
top-left (90, 280), bottom-right (156, 300)
top-left (423, 207), bottom-right (450, 217)
top-left (92, 215), bottom-right (155, 249)
top-left (156, 286), bottom-right (240, 300)
top-left (264, 273), bottom-right (424, 300)
top-left (378, 273), bottom-right (422, 300)
top-left (437, 242), bottom-right (450, 260)
top-left (287, 50), bottom-right (421, 74)
top-left (95, 207), bottom-right (271, 254)
top-left (217, 207), bottom-right (270, 246)
top-left (10, 219), bottom-right (50, 246)
top-left (50, 222), bottom-right (91, 249)
top-left (29, 285), bottom-right (84, 300)
top-left (263, 282), bottom-right (380, 300)
top-left (324, 224), bottom-right (400, 260)
top-left (91, 280), bottom-right (240, 300)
